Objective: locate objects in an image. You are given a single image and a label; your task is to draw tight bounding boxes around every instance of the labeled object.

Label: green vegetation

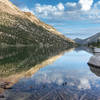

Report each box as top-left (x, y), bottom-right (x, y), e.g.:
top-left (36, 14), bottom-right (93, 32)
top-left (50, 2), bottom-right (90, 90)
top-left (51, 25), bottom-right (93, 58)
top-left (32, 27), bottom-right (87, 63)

top-left (0, 12), bottom-right (74, 48)
top-left (0, 46), bottom-right (72, 77)
top-left (88, 39), bottom-right (100, 48)
top-left (0, 11), bottom-right (75, 77)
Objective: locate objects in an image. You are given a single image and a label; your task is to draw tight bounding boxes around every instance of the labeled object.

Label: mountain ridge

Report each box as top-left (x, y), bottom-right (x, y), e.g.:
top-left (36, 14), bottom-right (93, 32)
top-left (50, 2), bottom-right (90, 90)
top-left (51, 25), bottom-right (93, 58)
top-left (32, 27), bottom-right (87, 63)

top-left (74, 32), bottom-right (100, 45)
top-left (0, 0), bottom-right (75, 47)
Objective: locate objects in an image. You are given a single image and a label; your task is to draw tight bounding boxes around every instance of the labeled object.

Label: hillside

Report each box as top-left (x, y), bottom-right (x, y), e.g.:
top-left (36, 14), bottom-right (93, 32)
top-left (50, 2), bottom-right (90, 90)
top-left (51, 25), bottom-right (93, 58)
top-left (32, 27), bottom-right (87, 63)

top-left (0, 0), bottom-right (74, 48)
top-left (74, 32), bottom-right (100, 45)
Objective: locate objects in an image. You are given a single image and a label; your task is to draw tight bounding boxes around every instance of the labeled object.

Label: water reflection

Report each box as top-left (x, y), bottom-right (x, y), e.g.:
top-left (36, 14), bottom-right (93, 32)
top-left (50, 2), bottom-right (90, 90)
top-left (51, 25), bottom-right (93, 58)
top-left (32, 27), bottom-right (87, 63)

top-left (75, 46), bottom-right (95, 55)
top-left (76, 46), bottom-right (100, 77)
top-left (88, 64), bottom-right (100, 77)
top-left (1, 46), bottom-right (100, 100)
top-left (0, 46), bottom-right (73, 96)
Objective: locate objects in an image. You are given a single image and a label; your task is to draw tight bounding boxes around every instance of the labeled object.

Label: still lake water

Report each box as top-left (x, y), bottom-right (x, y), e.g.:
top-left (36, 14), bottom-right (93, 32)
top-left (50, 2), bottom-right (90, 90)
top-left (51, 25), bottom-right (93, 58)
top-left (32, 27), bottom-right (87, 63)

top-left (0, 47), bottom-right (100, 100)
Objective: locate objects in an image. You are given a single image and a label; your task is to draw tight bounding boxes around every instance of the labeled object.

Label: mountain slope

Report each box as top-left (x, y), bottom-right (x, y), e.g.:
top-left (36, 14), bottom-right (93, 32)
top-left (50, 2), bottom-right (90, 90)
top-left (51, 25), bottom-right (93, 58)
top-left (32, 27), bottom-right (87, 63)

top-left (74, 32), bottom-right (100, 45)
top-left (74, 38), bottom-right (83, 44)
top-left (0, 0), bottom-right (74, 48)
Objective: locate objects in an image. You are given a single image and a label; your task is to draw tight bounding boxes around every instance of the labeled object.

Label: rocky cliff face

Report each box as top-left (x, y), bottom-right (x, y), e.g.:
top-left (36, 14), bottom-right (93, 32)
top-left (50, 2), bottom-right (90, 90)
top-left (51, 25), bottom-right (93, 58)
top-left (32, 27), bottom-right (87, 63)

top-left (0, 0), bottom-right (74, 47)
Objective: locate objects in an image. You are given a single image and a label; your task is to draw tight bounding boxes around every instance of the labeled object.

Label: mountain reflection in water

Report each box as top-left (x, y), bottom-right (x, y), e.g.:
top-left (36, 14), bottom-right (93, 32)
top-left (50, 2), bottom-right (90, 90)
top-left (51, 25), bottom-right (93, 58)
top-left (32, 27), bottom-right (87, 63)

top-left (0, 46), bottom-right (73, 96)
top-left (1, 46), bottom-right (100, 100)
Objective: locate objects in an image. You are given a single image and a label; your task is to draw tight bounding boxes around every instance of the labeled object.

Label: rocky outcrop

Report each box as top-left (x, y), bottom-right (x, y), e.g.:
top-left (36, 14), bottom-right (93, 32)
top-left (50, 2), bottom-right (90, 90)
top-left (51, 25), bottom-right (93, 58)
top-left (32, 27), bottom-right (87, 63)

top-left (88, 54), bottom-right (100, 67)
top-left (88, 53), bottom-right (100, 76)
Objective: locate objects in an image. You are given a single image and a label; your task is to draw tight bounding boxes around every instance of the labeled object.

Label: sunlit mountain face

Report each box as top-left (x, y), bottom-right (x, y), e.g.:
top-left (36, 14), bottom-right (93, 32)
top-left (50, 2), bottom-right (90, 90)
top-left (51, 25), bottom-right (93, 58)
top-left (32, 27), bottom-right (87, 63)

top-left (11, 0), bottom-right (100, 39)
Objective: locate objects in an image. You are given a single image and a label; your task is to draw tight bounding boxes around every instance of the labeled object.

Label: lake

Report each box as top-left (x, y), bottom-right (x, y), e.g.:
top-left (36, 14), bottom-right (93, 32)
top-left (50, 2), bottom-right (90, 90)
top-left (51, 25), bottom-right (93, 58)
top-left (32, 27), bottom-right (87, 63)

top-left (0, 46), bottom-right (100, 100)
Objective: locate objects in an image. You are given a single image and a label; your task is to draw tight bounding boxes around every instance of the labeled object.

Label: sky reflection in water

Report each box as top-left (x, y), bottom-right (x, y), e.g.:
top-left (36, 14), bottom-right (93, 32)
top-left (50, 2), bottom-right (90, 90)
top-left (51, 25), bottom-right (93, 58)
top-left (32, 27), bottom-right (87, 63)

top-left (3, 49), bottom-right (100, 100)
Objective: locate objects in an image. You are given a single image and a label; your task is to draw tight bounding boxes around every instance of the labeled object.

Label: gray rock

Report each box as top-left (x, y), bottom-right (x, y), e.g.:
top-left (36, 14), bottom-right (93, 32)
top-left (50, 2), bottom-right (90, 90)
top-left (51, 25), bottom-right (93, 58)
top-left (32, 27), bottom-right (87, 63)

top-left (88, 55), bottom-right (100, 67)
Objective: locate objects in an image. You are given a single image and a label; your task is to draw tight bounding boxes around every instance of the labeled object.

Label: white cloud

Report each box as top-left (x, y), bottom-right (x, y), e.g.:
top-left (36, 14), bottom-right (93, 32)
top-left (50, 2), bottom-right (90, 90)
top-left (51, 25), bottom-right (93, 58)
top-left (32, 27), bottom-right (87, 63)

top-left (20, 0), bottom-right (100, 24)
top-left (85, 1), bottom-right (100, 22)
top-left (21, 6), bottom-right (34, 14)
top-left (78, 78), bottom-right (91, 89)
top-left (57, 3), bottom-right (64, 11)
top-left (66, 2), bottom-right (77, 7)
top-left (32, 71), bottom-right (64, 85)
top-left (34, 3), bottom-right (64, 18)
top-left (79, 0), bottom-right (93, 11)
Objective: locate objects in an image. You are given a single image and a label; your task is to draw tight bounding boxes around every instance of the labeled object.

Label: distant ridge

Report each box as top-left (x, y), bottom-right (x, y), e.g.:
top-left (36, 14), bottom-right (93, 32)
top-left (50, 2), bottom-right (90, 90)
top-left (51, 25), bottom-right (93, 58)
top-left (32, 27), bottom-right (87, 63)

top-left (74, 32), bottom-right (100, 45)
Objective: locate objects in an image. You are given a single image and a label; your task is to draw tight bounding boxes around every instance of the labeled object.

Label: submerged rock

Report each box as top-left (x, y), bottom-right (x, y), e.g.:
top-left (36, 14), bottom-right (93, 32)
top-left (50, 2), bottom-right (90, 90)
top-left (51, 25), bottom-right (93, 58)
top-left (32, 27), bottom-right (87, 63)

top-left (88, 64), bottom-right (100, 77)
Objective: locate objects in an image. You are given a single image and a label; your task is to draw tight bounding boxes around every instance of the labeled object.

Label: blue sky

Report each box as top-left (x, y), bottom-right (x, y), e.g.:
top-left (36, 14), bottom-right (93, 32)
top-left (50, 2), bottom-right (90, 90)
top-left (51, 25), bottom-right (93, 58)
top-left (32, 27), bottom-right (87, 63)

top-left (11, 0), bottom-right (100, 39)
